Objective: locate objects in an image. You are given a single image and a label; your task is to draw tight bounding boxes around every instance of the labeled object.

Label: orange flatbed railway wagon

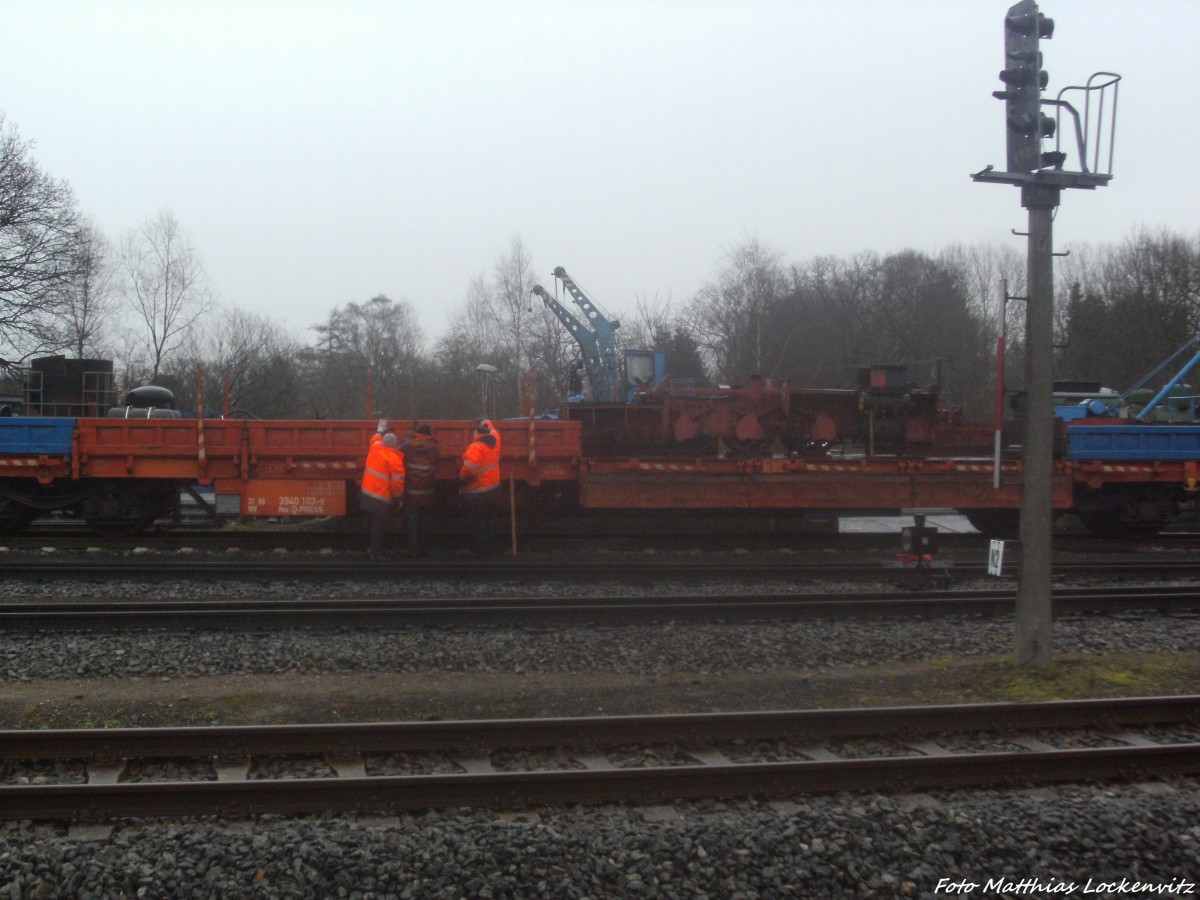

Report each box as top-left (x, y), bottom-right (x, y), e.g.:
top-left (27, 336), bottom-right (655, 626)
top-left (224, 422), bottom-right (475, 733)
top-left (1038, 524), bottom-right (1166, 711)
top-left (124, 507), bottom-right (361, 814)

top-left (0, 413), bottom-right (1193, 539)
top-left (0, 418), bottom-right (581, 534)
top-left (77, 418), bottom-right (581, 511)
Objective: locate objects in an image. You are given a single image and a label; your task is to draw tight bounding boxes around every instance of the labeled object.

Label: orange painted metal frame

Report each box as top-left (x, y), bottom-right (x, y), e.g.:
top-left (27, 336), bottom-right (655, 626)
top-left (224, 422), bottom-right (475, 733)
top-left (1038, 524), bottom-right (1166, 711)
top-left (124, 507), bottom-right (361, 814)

top-left (65, 418), bottom-right (583, 487)
top-left (577, 457), bottom-right (1075, 510)
top-left (5, 415), bottom-right (1195, 513)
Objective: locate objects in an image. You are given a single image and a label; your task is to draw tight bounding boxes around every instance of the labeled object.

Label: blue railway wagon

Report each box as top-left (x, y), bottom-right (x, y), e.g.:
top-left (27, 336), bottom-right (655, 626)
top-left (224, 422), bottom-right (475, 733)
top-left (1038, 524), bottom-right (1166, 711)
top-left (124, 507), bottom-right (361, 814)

top-left (1068, 423), bottom-right (1200, 462)
top-left (0, 418), bottom-right (75, 456)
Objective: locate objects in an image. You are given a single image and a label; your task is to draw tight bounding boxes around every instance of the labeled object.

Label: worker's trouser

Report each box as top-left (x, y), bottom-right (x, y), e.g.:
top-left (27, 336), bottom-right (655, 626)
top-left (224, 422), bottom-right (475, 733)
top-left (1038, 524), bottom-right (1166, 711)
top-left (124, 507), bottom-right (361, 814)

top-left (405, 502), bottom-right (431, 557)
top-left (460, 489), bottom-right (498, 557)
top-left (360, 493), bottom-right (395, 559)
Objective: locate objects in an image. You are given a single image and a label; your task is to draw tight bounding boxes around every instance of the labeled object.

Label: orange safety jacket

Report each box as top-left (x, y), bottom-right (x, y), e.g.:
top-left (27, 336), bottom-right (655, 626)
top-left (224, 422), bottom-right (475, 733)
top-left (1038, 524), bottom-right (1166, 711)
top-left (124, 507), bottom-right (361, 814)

top-left (361, 433), bottom-right (405, 503)
top-left (459, 433), bottom-right (500, 495)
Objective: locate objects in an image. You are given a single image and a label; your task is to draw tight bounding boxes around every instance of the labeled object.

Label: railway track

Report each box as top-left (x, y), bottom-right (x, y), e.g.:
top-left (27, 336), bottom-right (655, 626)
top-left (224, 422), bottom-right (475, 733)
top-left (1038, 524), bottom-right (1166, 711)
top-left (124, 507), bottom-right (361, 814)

top-left (4, 552), bottom-right (1200, 582)
top-left (2, 585), bottom-right (1198, 630)
top-left (3, 696), bottom-right (1197, 822)
top-left (10, 522), bottom-right (1200, 555)
top-left (7, 515), bottom-right (845, 552)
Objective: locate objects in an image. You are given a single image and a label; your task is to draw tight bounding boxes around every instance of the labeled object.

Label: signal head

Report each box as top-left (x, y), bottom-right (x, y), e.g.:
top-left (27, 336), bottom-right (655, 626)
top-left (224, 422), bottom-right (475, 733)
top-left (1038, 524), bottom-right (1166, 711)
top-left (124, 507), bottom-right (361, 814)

top-left (998, 0), bottom-right (1054, 173)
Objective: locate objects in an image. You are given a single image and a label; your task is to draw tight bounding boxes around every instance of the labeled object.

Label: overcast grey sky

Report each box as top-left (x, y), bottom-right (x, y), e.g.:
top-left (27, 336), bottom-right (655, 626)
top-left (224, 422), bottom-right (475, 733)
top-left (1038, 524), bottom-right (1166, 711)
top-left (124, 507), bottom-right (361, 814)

top-left (4, 1), bottom-right (1197, 342)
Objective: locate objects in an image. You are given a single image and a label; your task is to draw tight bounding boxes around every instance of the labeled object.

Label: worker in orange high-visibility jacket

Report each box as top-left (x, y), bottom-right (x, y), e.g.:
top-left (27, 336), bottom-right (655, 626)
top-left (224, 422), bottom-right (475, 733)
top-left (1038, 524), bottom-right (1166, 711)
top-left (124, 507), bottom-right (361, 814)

top-left (360, 419), bottom-right (405, 560)
top-left (478, 418), bottom-right (501, 456)
top-left (458, 423), bottom-right (501, 557)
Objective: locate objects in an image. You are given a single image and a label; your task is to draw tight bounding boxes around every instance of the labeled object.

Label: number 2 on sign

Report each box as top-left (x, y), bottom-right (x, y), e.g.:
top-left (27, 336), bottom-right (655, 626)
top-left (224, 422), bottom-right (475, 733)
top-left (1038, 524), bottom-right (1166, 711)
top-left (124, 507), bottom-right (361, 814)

top-left (987, 540), bottom-right (1005, 576)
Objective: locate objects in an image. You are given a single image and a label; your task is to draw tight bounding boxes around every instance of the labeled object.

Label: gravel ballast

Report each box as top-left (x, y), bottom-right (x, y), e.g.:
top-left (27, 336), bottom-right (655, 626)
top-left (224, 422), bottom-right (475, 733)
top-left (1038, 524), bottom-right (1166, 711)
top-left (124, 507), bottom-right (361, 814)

top-left (1, 783), bottom-right (1197, 898)
top-left (2, 574), bottom-right (1198, 682)
top-left (2, 566), bottom-right (1197, 897)
top-left (2, 612), bottom-right (1196, 682)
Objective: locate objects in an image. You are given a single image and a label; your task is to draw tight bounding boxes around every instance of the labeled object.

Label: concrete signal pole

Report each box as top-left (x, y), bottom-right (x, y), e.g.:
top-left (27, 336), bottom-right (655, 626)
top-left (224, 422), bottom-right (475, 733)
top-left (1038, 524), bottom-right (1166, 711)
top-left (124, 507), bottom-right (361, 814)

top-left (1018, 182), bottom-right (1058, 667)
top-left (973, 0), bottom-right (1119, 667)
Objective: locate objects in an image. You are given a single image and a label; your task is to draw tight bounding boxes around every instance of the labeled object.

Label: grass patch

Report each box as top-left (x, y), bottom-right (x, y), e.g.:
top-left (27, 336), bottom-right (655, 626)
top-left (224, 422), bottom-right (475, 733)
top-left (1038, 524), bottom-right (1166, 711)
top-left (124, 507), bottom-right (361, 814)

top-left (918, 653), bottom-right (1199, 704)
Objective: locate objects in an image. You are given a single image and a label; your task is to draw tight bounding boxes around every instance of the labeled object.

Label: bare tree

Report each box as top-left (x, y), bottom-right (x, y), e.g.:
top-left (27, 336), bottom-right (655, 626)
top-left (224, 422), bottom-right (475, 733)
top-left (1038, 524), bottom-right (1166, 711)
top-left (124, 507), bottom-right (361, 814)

top-left (309, 294), bottom-right (425, 418)
top-left (936, 243), bottom-right (1027, 414)
top-left (108, 325), bottom-right (151, 398)
top-left (59, 220), bottom-right (116, 358)
top-left (787, 252), bottom-right (882, 386)
top-left (1056, 229), bottom-right (1200, 391)
top-left (940, 243), bottom-right (1025, 348)
top-left (0, 114), bottom-right (82, 363)
top-left (685, 238), bottom-right (788, 383)
top-left (204, 309), bottom-right (306, 417)
top-left (872, 251), bottom-right (991, 413)
top-left (429, 273), bottom-right (513, 417)
top-left (119, 211), bottom-right (211, 381)
top-left (485, 236), bottom-right (538, 410)
top-left (621, 291), bottom-right (674, 353)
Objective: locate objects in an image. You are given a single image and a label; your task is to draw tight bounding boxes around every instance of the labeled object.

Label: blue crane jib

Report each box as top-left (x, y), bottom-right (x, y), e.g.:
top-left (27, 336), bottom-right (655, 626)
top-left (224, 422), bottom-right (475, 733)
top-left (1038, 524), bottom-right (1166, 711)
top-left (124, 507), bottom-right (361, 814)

top-left (531, 266), bottom-right (621, 402)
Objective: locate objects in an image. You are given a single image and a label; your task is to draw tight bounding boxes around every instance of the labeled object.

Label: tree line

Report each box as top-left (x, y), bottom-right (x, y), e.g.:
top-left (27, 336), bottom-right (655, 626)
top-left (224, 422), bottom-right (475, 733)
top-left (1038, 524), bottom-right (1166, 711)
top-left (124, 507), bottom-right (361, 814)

top-left (3, 112), bottom-right (1198, 425)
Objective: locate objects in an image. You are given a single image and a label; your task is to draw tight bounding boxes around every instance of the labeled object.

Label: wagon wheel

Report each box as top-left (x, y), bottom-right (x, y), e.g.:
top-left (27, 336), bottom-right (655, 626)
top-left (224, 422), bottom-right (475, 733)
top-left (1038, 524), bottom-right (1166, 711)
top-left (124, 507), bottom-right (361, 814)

top-left (1076, 508), bottom-right (1163, 540)
top-left (1076, 487), bottom-right (1175, 539)
top-left (0, 497), bottom-right (38, 536)
top-left (81, 481), bottom-right (175, 539)
top-left (83, 511), bottom-right (161, 539)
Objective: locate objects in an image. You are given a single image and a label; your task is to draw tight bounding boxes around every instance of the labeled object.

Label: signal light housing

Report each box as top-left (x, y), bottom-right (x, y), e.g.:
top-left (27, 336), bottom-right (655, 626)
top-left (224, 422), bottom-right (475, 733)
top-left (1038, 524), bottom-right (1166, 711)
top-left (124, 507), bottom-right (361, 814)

top-left (998, 0), bottom-right (1055, 173)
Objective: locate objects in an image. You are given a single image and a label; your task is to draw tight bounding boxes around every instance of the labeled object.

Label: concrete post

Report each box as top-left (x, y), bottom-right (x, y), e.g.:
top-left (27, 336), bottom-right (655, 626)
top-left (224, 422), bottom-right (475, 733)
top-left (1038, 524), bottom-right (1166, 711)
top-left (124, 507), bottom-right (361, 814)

top-left (1016, 182), bottom-right (1060, 668)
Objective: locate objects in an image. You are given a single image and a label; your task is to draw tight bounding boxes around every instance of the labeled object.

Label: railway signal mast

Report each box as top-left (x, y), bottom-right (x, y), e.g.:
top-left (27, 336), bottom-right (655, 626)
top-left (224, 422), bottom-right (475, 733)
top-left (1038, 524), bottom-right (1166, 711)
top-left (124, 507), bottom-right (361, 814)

top-left (973, 0), bottom-right (1120, 668)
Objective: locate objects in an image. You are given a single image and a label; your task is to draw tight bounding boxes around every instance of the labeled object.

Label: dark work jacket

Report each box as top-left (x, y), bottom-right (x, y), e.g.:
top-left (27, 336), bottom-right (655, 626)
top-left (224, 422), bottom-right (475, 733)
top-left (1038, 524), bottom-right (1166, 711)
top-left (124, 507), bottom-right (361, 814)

top-left (399, 431), bottom-right (439, 507)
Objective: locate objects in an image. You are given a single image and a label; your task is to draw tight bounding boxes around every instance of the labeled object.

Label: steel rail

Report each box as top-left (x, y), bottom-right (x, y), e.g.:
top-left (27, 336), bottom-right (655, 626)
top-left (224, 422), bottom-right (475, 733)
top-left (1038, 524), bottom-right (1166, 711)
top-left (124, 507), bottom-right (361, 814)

top-left (13, 525), bottom-right (1200, 553)
top-left (1, 585), bottom-right (1197, 631)
top-left (4, 696), bottom-right (1196, 759)
top-left (2, 697), bottom-right (1197, 821)
top-left (2, 556), bottom-right (1200, 582)
top-left (6, 746), bottom-right (1200, 821)
top-left (4, 526), bottom-right (864, 553)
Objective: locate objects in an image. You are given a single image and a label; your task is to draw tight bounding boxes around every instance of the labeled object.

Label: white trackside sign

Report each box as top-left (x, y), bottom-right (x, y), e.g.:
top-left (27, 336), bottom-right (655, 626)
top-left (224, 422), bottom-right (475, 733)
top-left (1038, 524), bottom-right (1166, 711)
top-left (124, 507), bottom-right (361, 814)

top-left (987, 540), bottom-right (1005, 576)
